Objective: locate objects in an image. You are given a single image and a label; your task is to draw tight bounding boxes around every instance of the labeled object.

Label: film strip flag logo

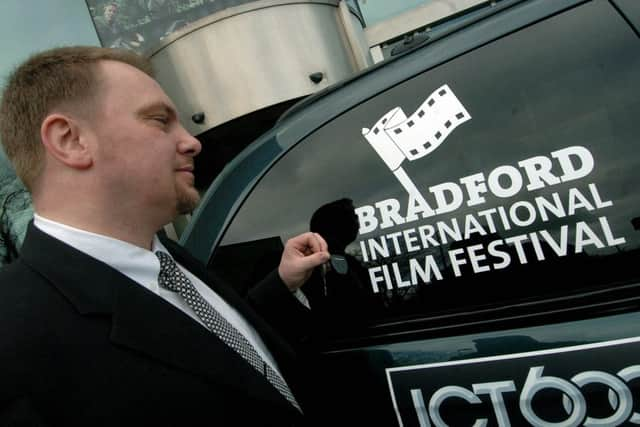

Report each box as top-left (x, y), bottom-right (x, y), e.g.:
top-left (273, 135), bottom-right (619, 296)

top-left (362, 84), bottom-right (471, 205)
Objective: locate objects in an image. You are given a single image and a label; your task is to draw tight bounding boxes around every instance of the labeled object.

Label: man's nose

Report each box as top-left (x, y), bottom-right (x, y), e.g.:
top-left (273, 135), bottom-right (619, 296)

top-left (178, 127), bottom-right (202, 157)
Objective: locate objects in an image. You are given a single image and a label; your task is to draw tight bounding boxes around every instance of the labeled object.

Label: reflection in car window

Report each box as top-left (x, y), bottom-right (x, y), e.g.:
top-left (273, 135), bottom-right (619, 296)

top-left (86, 0), bottom-right (254, 52)
top-left (209, 1), bottom-right (640, 337)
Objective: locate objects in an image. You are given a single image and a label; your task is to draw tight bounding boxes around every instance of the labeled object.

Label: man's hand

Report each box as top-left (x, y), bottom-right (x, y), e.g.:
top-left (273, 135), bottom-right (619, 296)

top-left (278, 232), bottom-right (330, 291)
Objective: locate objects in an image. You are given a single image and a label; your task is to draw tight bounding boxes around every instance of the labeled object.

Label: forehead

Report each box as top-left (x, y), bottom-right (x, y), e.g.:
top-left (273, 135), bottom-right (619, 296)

top-left (96, 60), bottom-right (175, 112)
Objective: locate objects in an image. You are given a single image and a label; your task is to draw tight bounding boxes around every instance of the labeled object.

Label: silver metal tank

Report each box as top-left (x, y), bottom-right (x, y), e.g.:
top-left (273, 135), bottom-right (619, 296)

top-left (147, 0), bottom-right (371, 136)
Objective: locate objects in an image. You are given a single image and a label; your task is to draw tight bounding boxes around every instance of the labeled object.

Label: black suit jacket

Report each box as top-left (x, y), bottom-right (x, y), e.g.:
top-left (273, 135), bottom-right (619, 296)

top-left (0, 223), bottom-right (316, 426)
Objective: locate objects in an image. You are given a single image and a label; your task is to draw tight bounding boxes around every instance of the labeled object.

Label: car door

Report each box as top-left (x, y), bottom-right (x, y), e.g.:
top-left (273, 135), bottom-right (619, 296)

top-left (183, 0), bottom-right (640, 424)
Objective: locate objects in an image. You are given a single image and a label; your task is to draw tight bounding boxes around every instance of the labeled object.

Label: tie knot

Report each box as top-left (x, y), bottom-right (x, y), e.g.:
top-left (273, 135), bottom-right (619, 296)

top-left (155, 251), bottom-right (181, 291)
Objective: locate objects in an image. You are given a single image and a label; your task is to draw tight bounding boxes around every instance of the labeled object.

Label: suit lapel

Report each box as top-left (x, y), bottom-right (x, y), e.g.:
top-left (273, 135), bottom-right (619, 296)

top-left (162, 236), bottom-right (299, 367)
top-left (19, 224), bottom-right (297, 414)
top-left (109, 275), bottom-right (294, 411)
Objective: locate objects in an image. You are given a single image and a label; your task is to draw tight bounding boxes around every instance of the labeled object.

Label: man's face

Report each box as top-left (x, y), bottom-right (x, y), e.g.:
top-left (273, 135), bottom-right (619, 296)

top-left (104, 5), bottom-right (117, 23)
top-left (87, 60), bottom-right (202, 222)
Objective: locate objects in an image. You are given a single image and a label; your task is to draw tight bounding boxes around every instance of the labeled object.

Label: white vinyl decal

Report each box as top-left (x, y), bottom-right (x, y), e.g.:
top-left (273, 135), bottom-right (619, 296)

top-left (362, 84), bottom-right (471, 200)
top-left (386, 337), bottom-right (640, 427)
top-left (354, 86), bottom-right (629, 294)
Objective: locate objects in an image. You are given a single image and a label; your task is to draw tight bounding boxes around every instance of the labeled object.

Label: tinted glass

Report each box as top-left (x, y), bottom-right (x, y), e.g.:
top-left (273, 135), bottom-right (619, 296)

top-left (210, 1), bottom-right (640, 337)
top-left (87, 0), bottom-right (254, 52)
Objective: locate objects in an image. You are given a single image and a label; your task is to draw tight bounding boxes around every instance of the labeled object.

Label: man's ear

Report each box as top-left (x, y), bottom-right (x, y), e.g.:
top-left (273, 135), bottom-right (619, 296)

top-left (40, 113), bottom-right (93, 169)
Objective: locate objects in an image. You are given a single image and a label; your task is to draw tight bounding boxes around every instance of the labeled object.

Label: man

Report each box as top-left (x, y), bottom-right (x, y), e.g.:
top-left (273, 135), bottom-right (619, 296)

top-left (0, 46), bottom-right (329, 426)
top-left (93, 3), bottom-right (121, 47)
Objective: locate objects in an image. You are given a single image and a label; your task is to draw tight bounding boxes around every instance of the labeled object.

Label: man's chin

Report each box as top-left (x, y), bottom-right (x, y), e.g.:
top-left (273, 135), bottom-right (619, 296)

top-left (176, 190), bottom-right (201, 215)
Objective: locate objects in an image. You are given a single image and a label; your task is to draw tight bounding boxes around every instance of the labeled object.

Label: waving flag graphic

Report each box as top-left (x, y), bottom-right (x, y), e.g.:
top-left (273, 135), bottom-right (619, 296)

top-left (362, 84), bottom-right (471, 202)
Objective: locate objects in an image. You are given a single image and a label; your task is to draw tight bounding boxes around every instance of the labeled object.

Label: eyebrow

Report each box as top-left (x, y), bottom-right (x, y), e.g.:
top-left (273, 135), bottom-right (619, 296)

top-left (136, 101), bottom-right (178, 119)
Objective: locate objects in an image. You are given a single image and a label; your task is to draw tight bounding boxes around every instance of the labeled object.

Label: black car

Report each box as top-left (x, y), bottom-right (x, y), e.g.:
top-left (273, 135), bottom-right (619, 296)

top-left (181, 0), bottom-right (640, 425)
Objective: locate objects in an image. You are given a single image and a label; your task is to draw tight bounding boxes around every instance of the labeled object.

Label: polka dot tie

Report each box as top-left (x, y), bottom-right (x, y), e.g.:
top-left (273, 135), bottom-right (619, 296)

top-left (155, 251), bottom-right (302, 412)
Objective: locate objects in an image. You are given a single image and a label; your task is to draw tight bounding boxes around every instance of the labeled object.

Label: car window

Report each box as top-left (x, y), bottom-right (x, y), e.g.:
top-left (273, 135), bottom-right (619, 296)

top-left (208, 1), bottom-right (640, 339)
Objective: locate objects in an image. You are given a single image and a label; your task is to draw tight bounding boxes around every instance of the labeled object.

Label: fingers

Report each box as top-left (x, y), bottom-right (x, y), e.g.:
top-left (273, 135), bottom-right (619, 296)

top-left (312, 232), bottom-right (329, 254)
top-left (288, 232), bottom-right (329, 256)
top-left (302, 233), bottom-right (329, 269)
top-left (279, 232), bottom-right (331, 290)
top-left (297, 251), bottom-right (330, 271)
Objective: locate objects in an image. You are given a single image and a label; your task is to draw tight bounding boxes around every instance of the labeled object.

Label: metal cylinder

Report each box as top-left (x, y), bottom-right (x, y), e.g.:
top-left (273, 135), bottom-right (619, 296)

top-left (148, 0), bottom-right (370, 135)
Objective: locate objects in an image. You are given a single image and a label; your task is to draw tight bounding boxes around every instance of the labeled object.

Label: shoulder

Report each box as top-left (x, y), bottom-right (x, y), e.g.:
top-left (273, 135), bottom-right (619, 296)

top-left (0, 260), bottom-right (50, 345)
top-left (0, 258), bottom-right (71, 324)
top-left (0, 260), bottom-right (77, 406)
top-left (0, 258), bottom-right (36, 289)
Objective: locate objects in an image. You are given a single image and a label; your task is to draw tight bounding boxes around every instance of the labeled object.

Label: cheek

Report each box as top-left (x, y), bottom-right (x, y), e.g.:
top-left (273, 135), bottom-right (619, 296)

top-left (96, 130), bottom-right (175, 187)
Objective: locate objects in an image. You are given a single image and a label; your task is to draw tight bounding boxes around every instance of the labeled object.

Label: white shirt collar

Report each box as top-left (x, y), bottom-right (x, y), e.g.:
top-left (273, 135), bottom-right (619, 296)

top-left (33, 213), bottom-right (169, 293)
top-left (32, 214), bottom-right (286, 375)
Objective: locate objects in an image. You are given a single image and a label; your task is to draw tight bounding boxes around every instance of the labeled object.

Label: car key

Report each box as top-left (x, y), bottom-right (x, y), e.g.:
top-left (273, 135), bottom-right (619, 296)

top-left (330, 254), bottom-right (348, 275)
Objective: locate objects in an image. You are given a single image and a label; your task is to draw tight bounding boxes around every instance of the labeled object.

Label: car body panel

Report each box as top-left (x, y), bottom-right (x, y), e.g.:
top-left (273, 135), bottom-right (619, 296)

top-left (181, 1), bottom-right (640, 425)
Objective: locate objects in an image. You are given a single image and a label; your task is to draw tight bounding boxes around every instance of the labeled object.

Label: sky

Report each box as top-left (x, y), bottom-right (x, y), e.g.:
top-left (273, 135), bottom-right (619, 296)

top-left (358, 0), bottom-right (428, 25)
top-left (0, 0), bottom-right (100, 177)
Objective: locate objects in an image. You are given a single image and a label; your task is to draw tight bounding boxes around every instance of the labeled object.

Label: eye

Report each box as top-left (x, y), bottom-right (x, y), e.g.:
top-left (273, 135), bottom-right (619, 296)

top-left (151, 116), bottom-right (169, 125)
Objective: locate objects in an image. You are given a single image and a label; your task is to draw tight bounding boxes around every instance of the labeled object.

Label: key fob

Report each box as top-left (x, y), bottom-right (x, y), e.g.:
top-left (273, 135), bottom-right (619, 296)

top-left (330, 254), bottom-right (348, 275)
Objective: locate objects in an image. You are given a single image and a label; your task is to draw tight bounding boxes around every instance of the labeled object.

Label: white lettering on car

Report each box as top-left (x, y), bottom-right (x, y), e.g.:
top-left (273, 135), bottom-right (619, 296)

top-left (408, 365), bottom-right (640, 427)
